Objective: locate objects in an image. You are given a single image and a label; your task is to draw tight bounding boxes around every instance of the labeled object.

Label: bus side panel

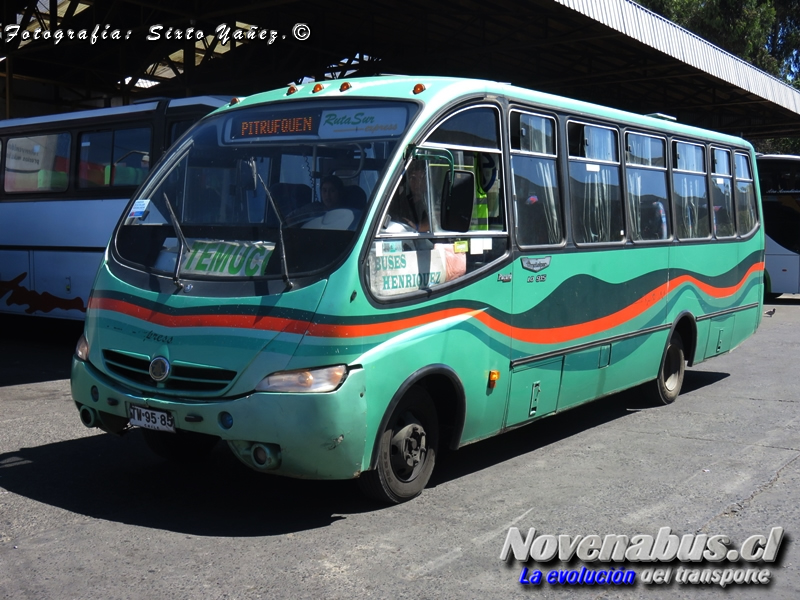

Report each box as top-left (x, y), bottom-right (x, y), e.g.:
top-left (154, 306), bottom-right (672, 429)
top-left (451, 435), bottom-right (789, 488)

top-left (0, 198), bottom-right (126, 318)
top-left (765, 250), bottom-right (800, 295)
top-left (31, 250), bottom-right (102, 319)
top-left (510, 246), bottom-right (669, 415)
top-left (693, 318), bottom-right (712, 364)
top-left (0, 250), bottom-right (33, 316)
top-left (0, 199), bottom-right (125, 248)
top-left (305, 257), bottom-right (515, 458)
top-left (731, 232), bottom-right (766, 349)
top-left (667, 242), bottom-right (761, 356)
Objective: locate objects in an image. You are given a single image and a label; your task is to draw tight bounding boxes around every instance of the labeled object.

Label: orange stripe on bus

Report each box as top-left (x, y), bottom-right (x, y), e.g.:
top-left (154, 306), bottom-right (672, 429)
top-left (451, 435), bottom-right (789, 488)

top-left (89, 262), bottom-right (763, 343)
top-left (88, 297), bottom-right (309, 334)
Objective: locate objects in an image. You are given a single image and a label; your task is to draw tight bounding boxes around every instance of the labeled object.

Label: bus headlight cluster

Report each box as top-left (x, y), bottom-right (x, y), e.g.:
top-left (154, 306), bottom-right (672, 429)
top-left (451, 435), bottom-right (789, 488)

top-left (75, 334), bottom-right (90, 361)
top-left (256, 365), bottom-right (347, 393)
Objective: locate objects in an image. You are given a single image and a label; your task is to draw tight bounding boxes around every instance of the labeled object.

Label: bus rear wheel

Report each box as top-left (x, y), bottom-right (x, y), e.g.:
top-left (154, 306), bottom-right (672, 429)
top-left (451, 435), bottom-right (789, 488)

top-left (359, 386), bottom-right (438, 504)
top-left (650, 332), bottom-right (685, 405)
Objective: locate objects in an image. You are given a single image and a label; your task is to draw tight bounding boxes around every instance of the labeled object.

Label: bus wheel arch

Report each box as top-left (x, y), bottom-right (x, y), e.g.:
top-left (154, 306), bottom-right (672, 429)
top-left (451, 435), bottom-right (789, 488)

top-left (670, 312), bottom-right (697, 368)
top-left (359, 366), bottom-right (466, 503)
top-left (649, 313), bottom-right (695, 405)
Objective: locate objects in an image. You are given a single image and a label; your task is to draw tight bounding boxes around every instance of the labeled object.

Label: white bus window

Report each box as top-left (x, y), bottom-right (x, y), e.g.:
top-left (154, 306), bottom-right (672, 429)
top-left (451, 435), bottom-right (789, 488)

top-left (673, 141), bottom-right (710, 239)
top-left (4, 133), bottom-right (70, 193)
top-left (626, 133), bottom-right (669, 242)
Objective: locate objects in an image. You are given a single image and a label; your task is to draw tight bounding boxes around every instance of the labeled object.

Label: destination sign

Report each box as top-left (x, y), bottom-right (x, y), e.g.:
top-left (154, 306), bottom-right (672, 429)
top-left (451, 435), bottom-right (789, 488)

top-left (229, 110), bottom-right (322, 140)
top-left (227, 105), bottom-right (408, 142)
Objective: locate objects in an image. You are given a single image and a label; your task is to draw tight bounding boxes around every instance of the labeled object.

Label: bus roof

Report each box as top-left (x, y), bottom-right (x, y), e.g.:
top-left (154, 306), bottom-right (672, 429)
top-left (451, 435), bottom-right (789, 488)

top-left (0, 96), bottom-right (227, 131)
top-left (215, 75), bottom-right (753, 150)
top-left (758, 154), bottom-right (800, 161)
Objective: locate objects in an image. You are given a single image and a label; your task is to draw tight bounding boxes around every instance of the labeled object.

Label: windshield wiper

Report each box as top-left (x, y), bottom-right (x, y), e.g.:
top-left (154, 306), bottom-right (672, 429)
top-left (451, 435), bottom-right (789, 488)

top-left (163, 192), bottom-right (189, 290)
top-left (257, 173), bottom-right (293, 291)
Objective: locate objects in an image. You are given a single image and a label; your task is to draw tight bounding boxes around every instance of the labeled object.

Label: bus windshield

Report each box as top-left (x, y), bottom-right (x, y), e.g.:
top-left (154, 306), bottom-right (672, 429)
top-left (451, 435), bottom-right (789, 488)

top-left (113, 99), bottom-right (416, 284)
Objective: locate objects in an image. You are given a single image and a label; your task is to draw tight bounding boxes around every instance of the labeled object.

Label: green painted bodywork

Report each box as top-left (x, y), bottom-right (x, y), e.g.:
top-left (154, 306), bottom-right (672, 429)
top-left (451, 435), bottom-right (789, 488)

top-left (71, 76), bottom-right (765, 480)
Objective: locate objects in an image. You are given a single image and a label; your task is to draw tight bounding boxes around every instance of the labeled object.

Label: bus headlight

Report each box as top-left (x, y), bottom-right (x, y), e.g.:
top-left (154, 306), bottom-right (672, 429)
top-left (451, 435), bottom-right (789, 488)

top-left (75, 334), bottom-right (90, 361)
top-left (256, 365), bottom-right (348, 393)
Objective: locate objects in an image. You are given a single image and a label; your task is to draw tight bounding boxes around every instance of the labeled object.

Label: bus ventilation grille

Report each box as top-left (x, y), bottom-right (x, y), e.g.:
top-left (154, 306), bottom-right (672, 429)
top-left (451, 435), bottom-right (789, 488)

top-left (102, 349), bottom-right (237, 393)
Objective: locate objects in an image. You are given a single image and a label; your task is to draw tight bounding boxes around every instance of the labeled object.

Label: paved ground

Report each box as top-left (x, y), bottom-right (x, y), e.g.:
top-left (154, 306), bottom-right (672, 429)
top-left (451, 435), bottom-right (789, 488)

top-left (0, 298), bottom-right (798, 599)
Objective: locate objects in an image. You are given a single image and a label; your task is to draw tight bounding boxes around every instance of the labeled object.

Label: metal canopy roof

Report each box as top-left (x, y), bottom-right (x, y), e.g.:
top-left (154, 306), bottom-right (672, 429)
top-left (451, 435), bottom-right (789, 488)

top-left (2, 0), bottom-right (800, 138)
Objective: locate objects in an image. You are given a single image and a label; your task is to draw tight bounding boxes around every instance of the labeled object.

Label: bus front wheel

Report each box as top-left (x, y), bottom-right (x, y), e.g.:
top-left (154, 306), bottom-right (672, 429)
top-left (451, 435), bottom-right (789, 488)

top-left (650, 332), bottom-right (685, 405)
top-left (359, 386), bottom-right (439, 504)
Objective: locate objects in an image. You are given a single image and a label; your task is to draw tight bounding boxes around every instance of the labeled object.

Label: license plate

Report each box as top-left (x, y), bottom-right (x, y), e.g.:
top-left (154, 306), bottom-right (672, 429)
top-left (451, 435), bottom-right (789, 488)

top-left (129, 404), bottom-right (175, 433)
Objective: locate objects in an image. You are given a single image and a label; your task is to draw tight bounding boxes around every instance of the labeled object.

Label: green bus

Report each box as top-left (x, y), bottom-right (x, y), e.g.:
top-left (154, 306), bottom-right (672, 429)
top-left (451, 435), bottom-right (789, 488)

top-left (71, 76), bottom-right (764, 503)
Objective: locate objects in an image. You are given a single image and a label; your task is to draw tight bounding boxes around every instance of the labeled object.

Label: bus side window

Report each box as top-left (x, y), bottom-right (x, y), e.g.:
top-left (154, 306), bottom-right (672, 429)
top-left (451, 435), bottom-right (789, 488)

top-left (711, 148), bottom-right (735, 238)
top-left (510, 111), bottom-right (563, 246)
top-left (735, 152), bottom-right (758, 236)
top-left (371, 105), bottom-right (508, 299)
top-left (568, 122), bottom-right (624, 244)
top-left (4, 133), bottom-right (71, 193)
top-left (626, 132), bottom-right (669, 242)
top-left (512, 156), bottom-right (562, 245)
top-left (79, 127), bottom-right (151, 188)
top-left (673, 141), bottom-right (710, 240)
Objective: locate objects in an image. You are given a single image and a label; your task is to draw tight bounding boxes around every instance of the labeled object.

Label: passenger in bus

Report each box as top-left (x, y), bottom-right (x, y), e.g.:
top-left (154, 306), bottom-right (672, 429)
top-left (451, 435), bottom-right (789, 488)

top-left (320, 175), bottom-right (344, 209)
top-left (301, 175), bottom-right (360, 230)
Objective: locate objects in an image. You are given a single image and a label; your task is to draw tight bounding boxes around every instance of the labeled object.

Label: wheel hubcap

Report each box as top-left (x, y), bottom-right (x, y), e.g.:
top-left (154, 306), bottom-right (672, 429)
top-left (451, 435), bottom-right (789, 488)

top-left (663, 345), bottom-right (680, 391)
top-left (390, 413), bottom-right (427, 482)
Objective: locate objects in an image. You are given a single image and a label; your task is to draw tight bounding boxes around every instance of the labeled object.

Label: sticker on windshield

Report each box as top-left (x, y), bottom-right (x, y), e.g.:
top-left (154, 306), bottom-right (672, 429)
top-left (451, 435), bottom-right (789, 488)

top-left (128, 199), bottom-right (150, 219)
top-left (182, 240), bottom-right (275, 277)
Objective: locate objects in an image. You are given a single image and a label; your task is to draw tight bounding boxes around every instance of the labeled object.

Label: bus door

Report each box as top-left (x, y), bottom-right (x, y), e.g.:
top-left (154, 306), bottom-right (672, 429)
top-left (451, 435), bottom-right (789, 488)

top-left (504, 111), bottom-right (565, 429)
top-left (506, 253), bottom-right (565, 429)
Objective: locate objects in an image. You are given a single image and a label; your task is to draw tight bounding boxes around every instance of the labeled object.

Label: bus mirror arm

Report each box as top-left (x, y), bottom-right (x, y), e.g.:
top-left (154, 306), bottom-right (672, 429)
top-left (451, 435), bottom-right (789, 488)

top-left (239, 158), bottom-right (257, 192)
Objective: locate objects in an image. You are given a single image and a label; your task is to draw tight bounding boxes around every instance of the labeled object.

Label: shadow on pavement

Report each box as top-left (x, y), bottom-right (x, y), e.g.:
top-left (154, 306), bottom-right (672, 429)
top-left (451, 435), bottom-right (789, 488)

top-left (0, 371), bottom-right (726, 535)
top-left (0, 315), bottom-right (83, 386)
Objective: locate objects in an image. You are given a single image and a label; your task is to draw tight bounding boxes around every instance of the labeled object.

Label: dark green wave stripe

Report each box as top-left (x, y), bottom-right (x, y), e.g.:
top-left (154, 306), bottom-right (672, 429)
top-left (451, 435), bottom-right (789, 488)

top-left (91, 250), bottom-right (762, 334)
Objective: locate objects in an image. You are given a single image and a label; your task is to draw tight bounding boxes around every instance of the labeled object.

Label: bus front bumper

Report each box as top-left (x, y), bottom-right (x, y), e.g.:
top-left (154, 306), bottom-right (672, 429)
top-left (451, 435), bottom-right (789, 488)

top-left (70, 358), bottom-right (368, 480)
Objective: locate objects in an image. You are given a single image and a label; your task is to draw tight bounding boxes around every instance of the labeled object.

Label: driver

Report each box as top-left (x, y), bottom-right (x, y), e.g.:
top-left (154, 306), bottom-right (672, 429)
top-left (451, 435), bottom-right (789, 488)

top-left (385, 160), bottom-right (429, 233)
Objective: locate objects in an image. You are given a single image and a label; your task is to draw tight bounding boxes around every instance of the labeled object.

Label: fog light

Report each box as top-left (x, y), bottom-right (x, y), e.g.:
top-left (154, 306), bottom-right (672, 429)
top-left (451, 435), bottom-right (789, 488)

top-left (218, 412), bottom-right (233, 429)
top-left (91, 386), bottom-right (99, 402)
top-left (250, 443), bottom-right (281, 469)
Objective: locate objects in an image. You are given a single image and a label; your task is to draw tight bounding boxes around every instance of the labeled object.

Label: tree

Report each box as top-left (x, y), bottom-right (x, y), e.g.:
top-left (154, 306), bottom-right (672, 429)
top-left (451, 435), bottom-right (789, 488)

top-left (766, 0), bottom-right (800, 79)
top-left (638, 0), bottom-right (778, 73)
top-left (638, 0), bottom-right (800, 150)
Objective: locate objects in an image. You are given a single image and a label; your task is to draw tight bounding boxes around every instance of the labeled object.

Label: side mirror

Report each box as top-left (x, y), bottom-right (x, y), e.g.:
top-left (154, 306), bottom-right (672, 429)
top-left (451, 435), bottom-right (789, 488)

top-left (441, 169), bottom-right (475, 232)
top-left (239, 158), bottom-right (257, 191)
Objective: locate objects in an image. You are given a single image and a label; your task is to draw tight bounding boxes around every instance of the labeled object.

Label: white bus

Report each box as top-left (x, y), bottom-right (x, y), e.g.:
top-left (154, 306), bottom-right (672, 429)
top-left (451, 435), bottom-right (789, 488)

top-left (0, 97), bottom-right (225, 319)
top-left (757, 154), bottom-right (800, 298)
